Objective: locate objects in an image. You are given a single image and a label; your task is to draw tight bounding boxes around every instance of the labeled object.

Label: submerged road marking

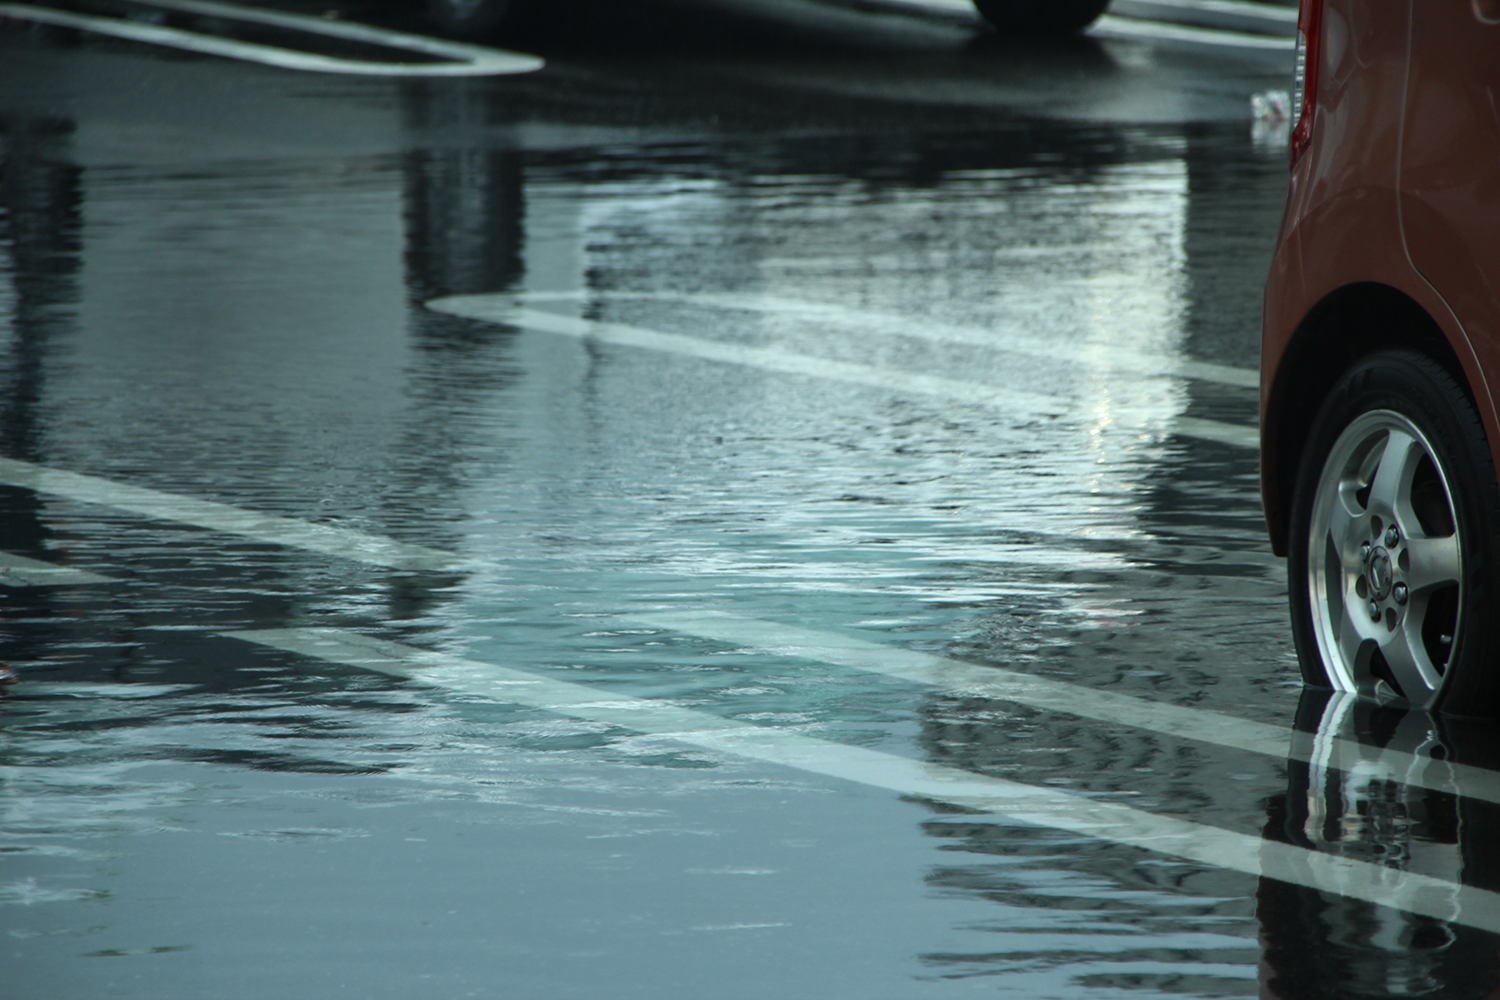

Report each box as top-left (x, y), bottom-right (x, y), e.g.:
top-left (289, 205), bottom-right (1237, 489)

top-left (625, 609), bottom-right (1500, 810)
top-left (0, 0), bottom-right (543, 76)
top-left (425, 296), bottom-right (1260, 450)
top-left (438, 302), bottom-right (1067, 413)
top-left (0, 551), bottom-right (115, 587)
top-left (224, 626), bottom-right (1500, 933)
top-left (839, 0), bottom-right (1296, 54)
top-left (0, 458), bottom-right (464, 573)
top-left (2, 454), bottom-right (1465, 809)
top-left (1175, 417), bottom-right (1258, 449)
top-left (1091, 12), bottom-right (1295, 51)
top-left (3, 455), bottom-right (1484, 831)
top-left (512, 290), bottom-right (1263, 391)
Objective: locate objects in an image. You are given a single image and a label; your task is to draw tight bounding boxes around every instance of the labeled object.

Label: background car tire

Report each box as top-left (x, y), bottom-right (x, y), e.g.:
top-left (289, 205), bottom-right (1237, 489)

top-left (1288, 350), bottom-right (1500, 716)
top-left (426, 0), bottom-right (512, 39)
top-left (971, 0), bottom-right (1110, 32)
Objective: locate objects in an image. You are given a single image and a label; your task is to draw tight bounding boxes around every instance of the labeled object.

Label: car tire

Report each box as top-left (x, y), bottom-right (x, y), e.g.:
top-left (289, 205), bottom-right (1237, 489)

top-left (426, 0), bottom-right (512, 39)
top-left (971, 0), bottom-right (1110, 32)
top-left (1289, 350), bottom-right (1500, 715)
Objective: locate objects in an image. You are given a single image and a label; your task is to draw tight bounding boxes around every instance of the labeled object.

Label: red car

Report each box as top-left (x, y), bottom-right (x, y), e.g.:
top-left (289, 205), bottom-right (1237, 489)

top-left (1263, 0), bottom-right (1500, 715)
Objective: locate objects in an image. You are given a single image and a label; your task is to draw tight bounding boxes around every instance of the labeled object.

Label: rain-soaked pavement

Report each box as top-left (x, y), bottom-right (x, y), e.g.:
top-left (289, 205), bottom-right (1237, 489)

top-left (4, 1), bottom-right (1497, 997)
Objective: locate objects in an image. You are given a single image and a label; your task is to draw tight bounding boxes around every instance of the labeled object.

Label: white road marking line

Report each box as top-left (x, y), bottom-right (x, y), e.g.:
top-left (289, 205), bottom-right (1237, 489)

top-left (1090, 12), bottom-right (1295, 50)
top-left (0, 458), bottom-right (464, 573)
top-left (425, 296), bottom-right (1259, 450)
top-left (829, 0), bottom-right (1294, 52)
top-left (0, 446), bottom-right (1446, 803)
top-left (436, 299), bottom-right (1067, 412)
top-left (0, 551), bottom-right (114, 587)
top-left (224, 626), bottom-right (1500, 933)
top-left (0, 0), bottom-right (543, 76)
top-left (1175, 417), bottom-right (1259, 449)
top-left (625, 610), bottom-right (1500, 810)
top-left (512, 290), bottom-right (1262, 391)
top-left (845, 0), bottom-right (980, 22)
top-left (1111, 0), bottom-right (1296, 34)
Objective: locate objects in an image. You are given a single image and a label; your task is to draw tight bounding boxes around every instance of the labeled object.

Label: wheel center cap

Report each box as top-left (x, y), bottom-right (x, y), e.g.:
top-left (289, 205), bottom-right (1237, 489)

top-left (1367, 547), bottom-right (1394, 600)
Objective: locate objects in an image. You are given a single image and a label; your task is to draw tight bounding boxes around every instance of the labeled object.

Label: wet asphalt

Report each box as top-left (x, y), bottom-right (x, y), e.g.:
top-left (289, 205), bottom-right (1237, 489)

top-left (3, 2), bottom-right (1495, 998)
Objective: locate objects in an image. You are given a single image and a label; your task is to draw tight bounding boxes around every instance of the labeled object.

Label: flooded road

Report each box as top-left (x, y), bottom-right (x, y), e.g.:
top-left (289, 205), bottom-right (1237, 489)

top-left (4, 2), bottom-right (1496, 997)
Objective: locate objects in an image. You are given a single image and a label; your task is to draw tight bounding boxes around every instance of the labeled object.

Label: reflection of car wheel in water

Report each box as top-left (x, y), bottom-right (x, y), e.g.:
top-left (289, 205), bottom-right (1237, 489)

top-left (971, 0), bottom-right (1110, 32)
top-left (426, 0), bottom-right (511, 38)
top-left (1258, 689), bottom-right (1492, 999)
top-left (1289, 351), bottom-right (1500, 714)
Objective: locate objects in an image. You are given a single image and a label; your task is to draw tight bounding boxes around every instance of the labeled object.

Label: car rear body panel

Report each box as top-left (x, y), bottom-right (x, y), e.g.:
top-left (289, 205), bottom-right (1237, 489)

top-left (1260, 0), bottom-right (1500, 555)
top-left (1400, 0), bottom-right (1500, 476)
top-left (1261, 0), bottom-right (1413, 552)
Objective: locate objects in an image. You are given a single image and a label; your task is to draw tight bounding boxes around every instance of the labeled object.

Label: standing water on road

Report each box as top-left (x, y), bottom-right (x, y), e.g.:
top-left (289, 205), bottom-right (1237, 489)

top-left (3, 10), bottom-right (1493, 998)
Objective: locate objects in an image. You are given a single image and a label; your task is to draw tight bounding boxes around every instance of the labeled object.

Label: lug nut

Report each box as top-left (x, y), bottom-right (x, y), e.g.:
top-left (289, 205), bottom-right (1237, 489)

top-left (1361, 542), bottom-right (1373, 562)
top-left (1369, 600), bottom-right (1382, 621)
top-left (1385, 526), bottom-right (1400, 547)
top-left (1393, 582), bottom-right (1409, 605)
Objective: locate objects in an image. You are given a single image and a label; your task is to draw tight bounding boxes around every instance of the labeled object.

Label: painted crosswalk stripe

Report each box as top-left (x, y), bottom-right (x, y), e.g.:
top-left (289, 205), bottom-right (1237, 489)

top-left (425, 296), bottom-right (1260, 450)
top-left (0, 457), bottom-right (464, 574)
top-left (225, 626), bottom-right (1500, 934)
top-left (623, 609), bottom-right (1500, 810)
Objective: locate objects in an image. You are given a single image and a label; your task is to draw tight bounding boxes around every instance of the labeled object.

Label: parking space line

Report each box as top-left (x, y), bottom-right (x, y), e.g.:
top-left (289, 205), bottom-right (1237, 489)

top-left (1175, 416), bottom-right (1258, 449)
top-left (425, 296), bottom-right (1260, 450)
top-left (0, 445), bottom-right (1460, 803)
top-left (624, 609), bottom-right (1500, 809)
top-left (1110, 0), bottom-right (1297, 35)
top-left (1091, 12), bottom-right (1295, 51)
top-left (224, 625), bottom-right (1500, 933)
top-left (0, 551), bottom-right (115, 587)
top-left (512, 290), bottom-right (1263, 391)
top-left (0, 457), bottom-right (464, 573)
top-left (826, 0), bottom-right (1297, 55)
top-left (0, 0), bottom-right (543, 76)
top-left (440, 300), bottom-right (1068, 411)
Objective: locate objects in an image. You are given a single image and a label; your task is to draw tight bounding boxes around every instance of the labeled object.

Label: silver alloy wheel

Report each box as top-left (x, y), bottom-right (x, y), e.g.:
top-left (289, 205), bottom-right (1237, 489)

top-left (1306, 409), bottom-right (1463, 706)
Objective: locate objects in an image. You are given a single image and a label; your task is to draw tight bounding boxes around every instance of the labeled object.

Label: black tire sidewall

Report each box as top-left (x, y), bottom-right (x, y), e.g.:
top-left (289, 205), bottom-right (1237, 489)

top-left (1288, 351), bottom-right (1500, 716)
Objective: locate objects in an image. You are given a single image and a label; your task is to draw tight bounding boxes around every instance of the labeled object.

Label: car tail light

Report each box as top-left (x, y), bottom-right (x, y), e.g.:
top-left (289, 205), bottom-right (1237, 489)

top-left (1290, 0), bottom-right (1325, 165)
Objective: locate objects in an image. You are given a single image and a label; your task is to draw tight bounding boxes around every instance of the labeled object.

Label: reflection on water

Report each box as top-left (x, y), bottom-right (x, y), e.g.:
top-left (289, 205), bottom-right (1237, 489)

top-left (0, 114), bottom-right (84, 690)
top-left (0, 56), bottom-right (1356, 998)
top-left (1260, 690), bottom-right (1500, 1000)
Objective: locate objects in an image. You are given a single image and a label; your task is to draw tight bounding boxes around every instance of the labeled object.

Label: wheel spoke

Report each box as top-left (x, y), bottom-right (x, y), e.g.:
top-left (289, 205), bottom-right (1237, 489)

top-left (1379, 625), bottom-right (1442, 705)
top-left (1325, 497), bottom-right (1367, 576)
top-left (1334, 601), bottom-right (1370, 684)
top-left (1366, 428), bottom-right (1421, 515)
top-left (1405, 534), bottom-right (1460, 593)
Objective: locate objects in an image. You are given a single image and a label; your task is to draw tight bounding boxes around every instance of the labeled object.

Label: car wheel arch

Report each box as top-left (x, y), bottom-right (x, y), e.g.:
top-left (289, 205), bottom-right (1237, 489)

top-left (1264, 281), bottom-right (1468, 556)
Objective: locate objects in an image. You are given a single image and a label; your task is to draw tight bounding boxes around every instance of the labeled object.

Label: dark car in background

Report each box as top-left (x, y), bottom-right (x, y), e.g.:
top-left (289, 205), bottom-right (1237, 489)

top-left (1262, 0), bottom-right (1500, 715)
top-left (426, 0), bottom-right (1113, 39)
